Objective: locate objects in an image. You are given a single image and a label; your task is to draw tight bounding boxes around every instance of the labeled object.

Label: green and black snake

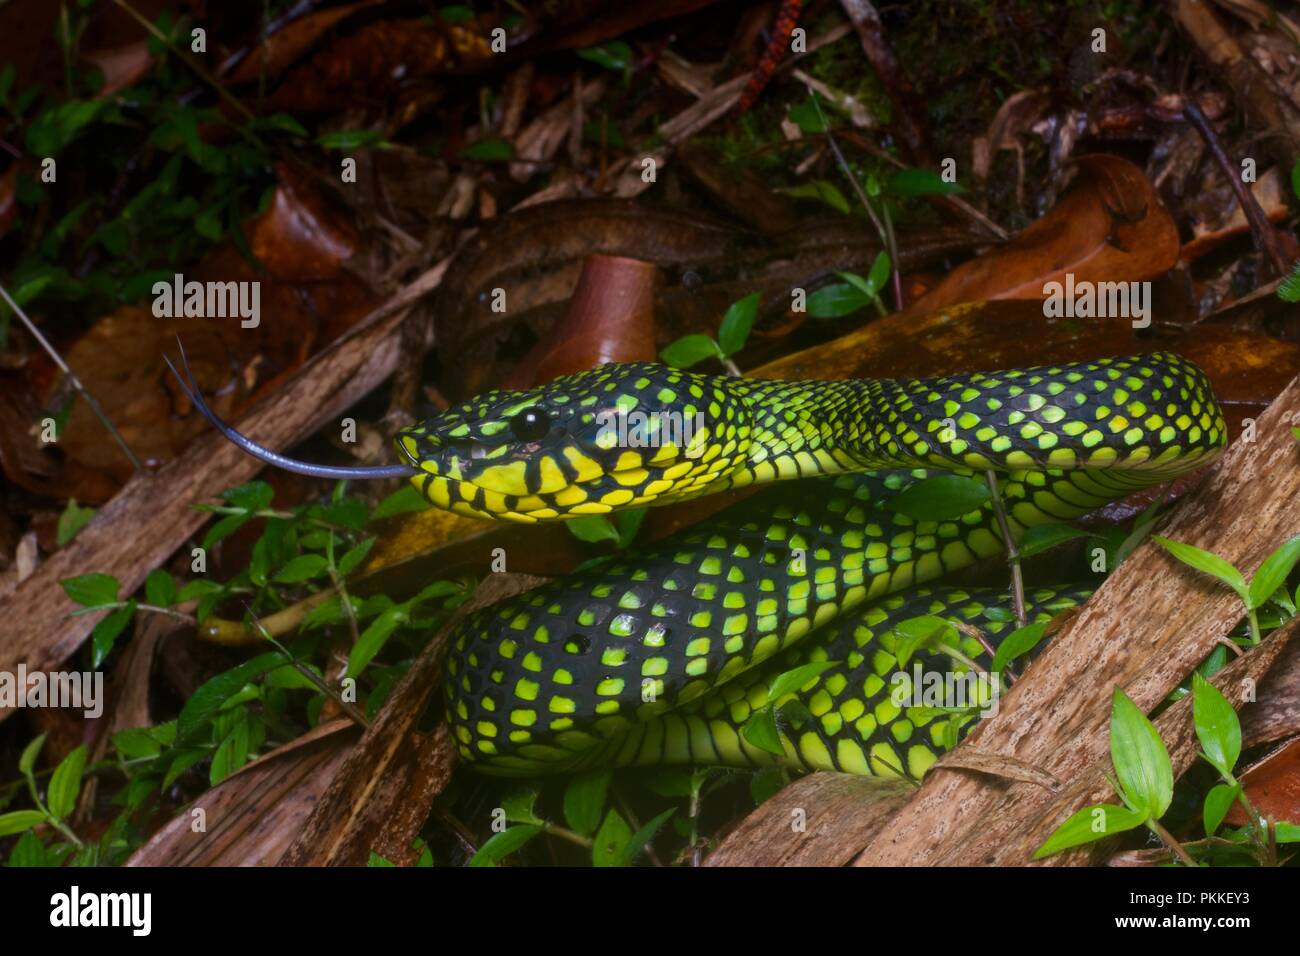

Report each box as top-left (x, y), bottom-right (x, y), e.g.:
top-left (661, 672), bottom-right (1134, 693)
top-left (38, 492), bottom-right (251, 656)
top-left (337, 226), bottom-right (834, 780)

top-left (172, 349), bottom-right (1226, 779)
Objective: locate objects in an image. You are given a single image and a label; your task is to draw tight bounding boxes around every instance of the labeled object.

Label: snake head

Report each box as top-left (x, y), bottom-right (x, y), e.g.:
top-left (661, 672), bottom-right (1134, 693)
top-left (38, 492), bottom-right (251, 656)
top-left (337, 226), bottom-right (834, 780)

top-left (395, 362), bottom-right (754, 522)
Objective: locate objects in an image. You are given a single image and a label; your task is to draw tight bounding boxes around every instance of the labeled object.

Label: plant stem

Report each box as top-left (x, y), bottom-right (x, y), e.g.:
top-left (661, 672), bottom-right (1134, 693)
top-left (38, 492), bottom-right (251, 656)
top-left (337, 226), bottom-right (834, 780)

top-left (542, 823), bottom-right (593, 849)
top-left (1147, 818), bottom-right (1198, 867)
top-left (1246, 608), bottom-right (1261, 645)
top-left (985, 471), bottom-right (1026, 628)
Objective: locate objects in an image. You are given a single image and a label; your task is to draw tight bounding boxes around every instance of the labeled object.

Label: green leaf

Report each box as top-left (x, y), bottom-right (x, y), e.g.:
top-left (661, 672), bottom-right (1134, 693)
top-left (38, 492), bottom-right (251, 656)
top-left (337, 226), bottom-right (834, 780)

top-left (19, 734), bottom-right (46, 777)
top-left (468, 825), bottom-right (542, 866)
top-left (616, 807), bottom-right (675, 866)
top-left (659, 334), bottom-right (722, 369)
top-left (576, 42), bottom-right (634, 73)
top-left (1283, 261), bottom-right (1300, 303)
top-left (563, 769), bottom-right (613, 836)
top-left (866, 250), bottom-right (892, 292)
top-left (346, 606), bottom-right (406, 678)
top-left (1109, 687), bottom-right (1173, 817)
top-left (717, 292), bottom-right (762, 357)
top-left (1247, 533), bottom-right (1300, 610)
top-left (766, 660), bottom-right (841, 702)
top-left (222, 481), bottom-right (274, 512)
top-left (1153, 536), bottom-right (1249, 604)
top-left (892, 615), bottom-right (957, 667)
top-left (565, 515), bottom-right (620, 544)
top-left (47, 744), bottom-right (88, 820)
top-left (112, 727), bottom-right (163, 760)
top-left (990, 621), bottom-right (1048, 674)
top-left (91, 601), bottom-right (135, 667)
top-left (1192, 672), bottom-right (1241, 778)
top-left (371, 484), bottom-right (430, 520)
top-left (612, 508), bottom-right (647, 548)
top-left (787, 100), bottom-right (827, 134)
top-left (316, 129), bottom-right (388, 151)
top-left (209, 716), bottom-right (251, 785)
top-left (177, 652), bottom-right (283, 743)
top-left (1033, 803), bottom-right (1146, 858)
top-left (274, 555), bottom-right (329, 584)
top-left (144, 569), bottom-right (176, 608)
top-left (778, 180), bottom-right (850, 215)
top-left (201, 512), bottom-right (252, 550)
top-left (367, 852), bottom-right (395, 867)
top-left (885, 475), bottom-right (991, 521)
top-left (1275, 822), bottom-right (1300, 843)
top-left (501, 788), bottom-right (544, 826)
top-left (0, 810), bottom-right (47, 838)
top-left (741, 706), bottom-right (785, 756)
top-left (1203, 783), bottom-right (1240, 836)
top-left (176, 579), bottom-right (221, 603)
top-left (886, 167), bottom-right (965, 196)
top-left (337, 537), bottom-right (376, 577)
top-left (55, 499), bottom-right (96, 546)
top-left (458, 138), bottom-right (514, 161)
top-left (61, 572), bottom-right (119, 608)
top-left (591, 808), bottom-right (634, 867)
top-left (805, 282), bottom-right (871, 318)
top-left (1019, 523), bottom-right (1091, 558)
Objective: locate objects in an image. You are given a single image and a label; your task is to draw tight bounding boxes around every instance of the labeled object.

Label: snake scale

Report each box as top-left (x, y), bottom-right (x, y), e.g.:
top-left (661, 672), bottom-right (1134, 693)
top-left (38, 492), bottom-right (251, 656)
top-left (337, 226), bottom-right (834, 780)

top-left (179, 349), bottom-right (1226, 780)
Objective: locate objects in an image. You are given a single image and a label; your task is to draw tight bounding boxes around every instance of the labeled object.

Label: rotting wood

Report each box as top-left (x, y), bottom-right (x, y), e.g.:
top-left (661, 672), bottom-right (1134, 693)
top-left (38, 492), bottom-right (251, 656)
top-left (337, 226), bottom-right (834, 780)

top-left (0, 259), bottom-right (447, 726)
top-left (848, 371), bottom-right (1300, 867)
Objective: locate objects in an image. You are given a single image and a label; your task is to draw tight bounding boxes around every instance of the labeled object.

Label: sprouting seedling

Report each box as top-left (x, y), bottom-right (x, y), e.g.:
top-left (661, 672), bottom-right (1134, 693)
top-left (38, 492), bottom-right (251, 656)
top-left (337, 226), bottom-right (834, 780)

top-left (660, 292), bottom-right (761, 376)
top-left (1153, 533), bottom-right (1300, 645)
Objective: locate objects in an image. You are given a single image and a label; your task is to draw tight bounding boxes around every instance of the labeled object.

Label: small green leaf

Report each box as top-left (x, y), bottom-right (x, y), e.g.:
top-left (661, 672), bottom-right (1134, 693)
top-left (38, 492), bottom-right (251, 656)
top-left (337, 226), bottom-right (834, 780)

top-left (1203, 783), bottom-right (1240, 836)
top-left (778, 180), bottom-right (850, 215)
top-left (60, 572), bottom-right (119, 608)
top-left (458, 138), bottom-right (514, 161)
top-left (805, 283), bottom-right (871, 318)
top-left (565, 515), bottom-right (620, 544)
top-left (19, 734), bottom-right (46, 777)
top-left (563, 769), bottom-right (613, 837)
top-left (591, 808), bottom-right (634, 867)
top-left (886, 167), bottom-right (965, 196)
top-left (1280, 261), bottom-right (1300, 303)
top-left (866, 249), bottom-right (892, 292)
top-left (884, 475), bottom-right (991, 521)
top-left (1019, 523), bottom-right (1090, 558)
top-left (717, 292), bottom-right (761, 357)
top-left (990, 621), bottom-right (1048, 674)
top-left (766, 660), bottom-right (841, 702)
top-left (1109, 687), bottom-right (1173, 818)
top-left (47, 744), bottom-right (88, 820)
top-left (177, 653), bottom-right (283, 743)
top-left (576, 42), bottom-right (634, 73)
top-left (337, 538), bottom-right (376, 577)
top-left (1247, 533), bottom-right (1300, 610)
top-left (346, 606), bottom-right (406, 678)
top-left (891, 615), bottom-right (957, 668)
top-left (787, 100), bottom-right (827, 134)
top-left (112, 727), bottom-right (163, 760)
top-left (1291, 425), bottom-right (1300, 441)
top-left (317, 129), bottom-right (388, 151)
top-left (612, 508), bottom-right (647, 548)
top-left (1192, 672), bottom-right (1241, 778)
top-left (1033, 803), bottom-right (1146, 858)
top-left (468, 825), bottom-right (542, 866)
top-left (741, 706), bottom-right (785, 756)
top-left (659, 334), bottom-right (722, 369)
top-left (92, 601), bottom-right (135, 667)
top-left (616, 807), bottom-right (675, 866)
top-left (1153, 536), bottom-right (1249, 604)
top-left (144, 569), bottom-right (176, 608)
top-left (0, 810), bottom-right (47, 838)
top-left (274, 555), bottom-right (329, 584)
top-left (222, 481), bottom-right (274, 512)
top-left (55, 499), bottom-right (96, 546)
top-left (371, 484), bottom-right (430, 520)
top-left (367, 852), bottom-right (396, 867)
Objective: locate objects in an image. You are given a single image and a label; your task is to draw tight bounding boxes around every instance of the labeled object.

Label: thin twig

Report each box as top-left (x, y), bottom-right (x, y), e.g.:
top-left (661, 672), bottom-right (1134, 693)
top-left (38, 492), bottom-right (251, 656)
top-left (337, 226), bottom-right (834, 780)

top-left (0, 282), bottom-right (143, 472)
top-left (985, 470), bottom-right (1026, 628)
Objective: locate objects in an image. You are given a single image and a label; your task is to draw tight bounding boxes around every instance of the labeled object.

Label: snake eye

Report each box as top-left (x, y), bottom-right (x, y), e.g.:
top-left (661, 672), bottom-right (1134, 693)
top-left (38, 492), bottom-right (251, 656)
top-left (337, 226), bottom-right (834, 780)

top-left (509, 407), bottom-right (550, 441)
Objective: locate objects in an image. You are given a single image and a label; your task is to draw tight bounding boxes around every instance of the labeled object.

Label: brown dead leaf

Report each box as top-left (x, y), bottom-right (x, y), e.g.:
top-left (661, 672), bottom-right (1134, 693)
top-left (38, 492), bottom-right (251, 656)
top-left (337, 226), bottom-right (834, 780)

top-left (1224, 736), bottom-right (1300, 828)
top-left (896, 154), bottom-right (1180, 318)
top-left (221, 1), bottom-right (383, 86)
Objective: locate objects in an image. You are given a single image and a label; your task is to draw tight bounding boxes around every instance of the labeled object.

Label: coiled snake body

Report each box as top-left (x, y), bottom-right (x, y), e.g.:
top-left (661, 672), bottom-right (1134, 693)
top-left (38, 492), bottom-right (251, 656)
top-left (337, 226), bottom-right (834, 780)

top-left (390, 352), bottom-right (1225, 777)
top-left (175, 348), bottom-right (1226, 778)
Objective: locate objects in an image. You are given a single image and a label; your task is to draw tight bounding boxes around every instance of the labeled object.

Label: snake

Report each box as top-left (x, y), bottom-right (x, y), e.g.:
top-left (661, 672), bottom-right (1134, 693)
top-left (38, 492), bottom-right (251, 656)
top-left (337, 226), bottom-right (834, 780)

top-left (171, 348), bottom-right (1226, 779)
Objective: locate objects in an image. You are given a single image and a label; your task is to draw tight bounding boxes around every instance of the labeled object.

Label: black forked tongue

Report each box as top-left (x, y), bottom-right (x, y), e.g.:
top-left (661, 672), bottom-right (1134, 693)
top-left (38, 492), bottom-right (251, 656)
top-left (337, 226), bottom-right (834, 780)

top-left (163, 338), bottom-right (420, 482)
